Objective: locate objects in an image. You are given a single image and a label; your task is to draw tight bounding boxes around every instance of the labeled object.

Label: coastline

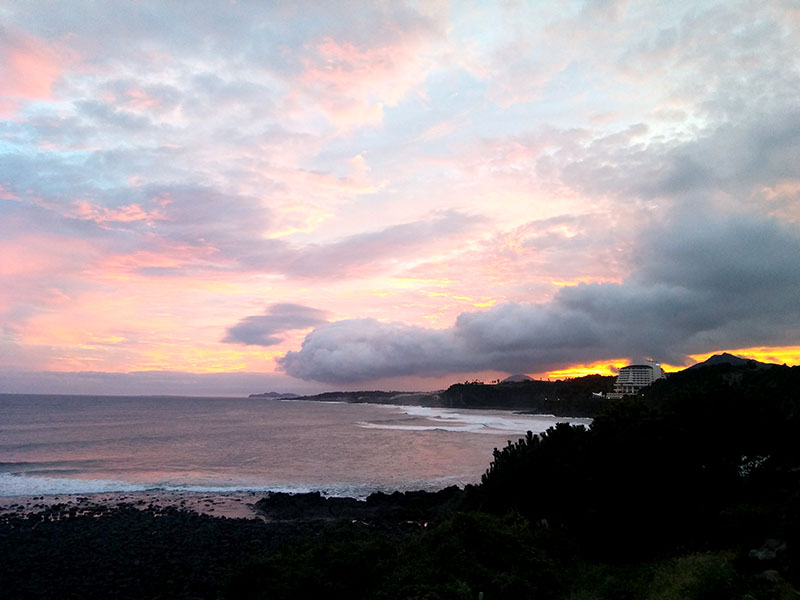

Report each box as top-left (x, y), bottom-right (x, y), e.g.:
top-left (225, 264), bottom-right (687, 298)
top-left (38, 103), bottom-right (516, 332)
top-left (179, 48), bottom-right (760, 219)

top-left (0, 485), bottom-right (463, 600)
top-left (0, 489), bottom-right (267, 520)
top-left (0, 482), bottom-right (465, 522)
top-left (0, 491), bottom-right (308, 600)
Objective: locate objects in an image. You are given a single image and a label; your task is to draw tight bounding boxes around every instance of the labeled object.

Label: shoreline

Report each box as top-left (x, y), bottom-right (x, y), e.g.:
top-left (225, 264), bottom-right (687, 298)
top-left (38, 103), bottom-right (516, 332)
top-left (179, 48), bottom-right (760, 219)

top-left (0, 489), bottom-right (267, 520)
top-left (0, 492), bottom-right (303, 600)
top-left (0, 482), bottom-right (467, 526)
top-left (0, 485), bottom-right (464, 599)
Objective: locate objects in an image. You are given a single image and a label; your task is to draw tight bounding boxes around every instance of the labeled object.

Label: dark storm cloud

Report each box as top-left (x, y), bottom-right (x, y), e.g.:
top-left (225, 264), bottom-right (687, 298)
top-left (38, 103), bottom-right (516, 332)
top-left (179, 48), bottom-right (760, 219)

top-left (550, 107), bottom-right (800, 206)
top-left (223, 304), bottom-right (328, 346)
top-left (277, 318), bottom-right (458, 382)
top-left (647, 110), bottom-right (800, 200)
top-left (278, 207), bottom-right (800, 383)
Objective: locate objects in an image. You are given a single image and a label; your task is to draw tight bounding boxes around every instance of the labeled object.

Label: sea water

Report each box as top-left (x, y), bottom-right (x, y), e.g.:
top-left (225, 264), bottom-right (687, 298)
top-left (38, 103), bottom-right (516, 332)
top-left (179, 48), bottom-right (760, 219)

top-left (0, 394), bottom-right (590, 498)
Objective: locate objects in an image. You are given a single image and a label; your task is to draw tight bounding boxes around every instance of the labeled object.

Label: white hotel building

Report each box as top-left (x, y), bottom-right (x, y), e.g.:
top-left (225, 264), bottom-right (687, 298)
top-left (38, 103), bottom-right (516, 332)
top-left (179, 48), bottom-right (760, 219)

top-left (607, 362), bottom-right (666, 398)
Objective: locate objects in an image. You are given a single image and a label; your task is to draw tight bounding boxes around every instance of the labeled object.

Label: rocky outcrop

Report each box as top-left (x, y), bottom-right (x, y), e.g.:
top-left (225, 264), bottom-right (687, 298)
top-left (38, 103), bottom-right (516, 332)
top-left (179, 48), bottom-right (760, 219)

top-left (254, 487), bottom-right (463, 524)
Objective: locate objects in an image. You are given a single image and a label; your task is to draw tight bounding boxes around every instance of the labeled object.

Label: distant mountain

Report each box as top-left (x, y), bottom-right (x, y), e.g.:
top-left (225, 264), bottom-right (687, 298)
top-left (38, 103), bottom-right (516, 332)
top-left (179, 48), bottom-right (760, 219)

top-left (501, 374), bottom-right (533, 383)
top-left (248, 392), bottom-right (301, 399)
top-left (685, 352), bottom-right (774, 371)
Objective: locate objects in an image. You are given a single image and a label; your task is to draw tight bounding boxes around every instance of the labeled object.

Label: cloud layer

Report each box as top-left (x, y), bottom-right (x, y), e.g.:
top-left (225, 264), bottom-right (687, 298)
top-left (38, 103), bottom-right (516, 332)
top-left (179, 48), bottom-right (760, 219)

top-left (1, 1), bottom-right (799, 392)
top-left (279, 207), bottom-right (800, 382)
top-left (224, 304), bottom-right (328, 346)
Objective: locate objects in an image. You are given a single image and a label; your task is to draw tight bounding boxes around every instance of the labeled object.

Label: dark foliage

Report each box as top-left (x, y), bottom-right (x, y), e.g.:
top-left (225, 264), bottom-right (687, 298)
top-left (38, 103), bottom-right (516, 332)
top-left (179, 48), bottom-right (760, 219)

top-left (442, 374), bottom-right (615, 415)
top-left (291, 374), bottom-right (616, 416)
top-left (475, 365), bottom-right (800, 560)
top-left (5, 364), bottom-right (799, 599)
top-left (229, 521), bottom-right (397, 599)
top-left (229, 512), bottom-right (564, 600)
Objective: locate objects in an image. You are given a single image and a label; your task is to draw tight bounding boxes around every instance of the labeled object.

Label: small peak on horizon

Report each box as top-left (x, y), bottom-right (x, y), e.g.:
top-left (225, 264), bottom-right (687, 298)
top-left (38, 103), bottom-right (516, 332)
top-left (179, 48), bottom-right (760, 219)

top-left (686, 352), bottom-right (775, 371)
top-left (501, 373), bottom-right (533, 383)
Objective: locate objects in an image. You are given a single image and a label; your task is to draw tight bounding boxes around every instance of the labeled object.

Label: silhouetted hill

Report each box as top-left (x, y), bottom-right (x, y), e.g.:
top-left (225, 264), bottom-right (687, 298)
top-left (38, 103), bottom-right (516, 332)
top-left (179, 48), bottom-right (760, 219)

top-left (685, 352), bottom-right (774, 371)
top-left (282, 375), bottom-right (616, 416)
top-left (290, 390), bottom-right (424, 404)
top-left (501, 373), bottom-right (534, 383)
top-left (231, 362), bottom-right (800, 599)
top-left (439, 374), bottom-right (615, 416)
top-left (474, 362), bottom-right (800, 562)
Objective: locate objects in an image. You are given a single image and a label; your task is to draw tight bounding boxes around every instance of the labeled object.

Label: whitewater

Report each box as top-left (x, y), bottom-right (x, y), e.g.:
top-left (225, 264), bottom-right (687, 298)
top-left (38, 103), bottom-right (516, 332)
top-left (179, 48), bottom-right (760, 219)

top-left (0, 394), bottom-right (590, 499)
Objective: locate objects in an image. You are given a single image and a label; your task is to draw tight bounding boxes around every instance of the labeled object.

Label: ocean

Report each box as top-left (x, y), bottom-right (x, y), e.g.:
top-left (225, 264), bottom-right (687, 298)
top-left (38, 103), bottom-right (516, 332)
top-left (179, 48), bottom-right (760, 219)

top-left (0, 394), bottom-right (591, 498)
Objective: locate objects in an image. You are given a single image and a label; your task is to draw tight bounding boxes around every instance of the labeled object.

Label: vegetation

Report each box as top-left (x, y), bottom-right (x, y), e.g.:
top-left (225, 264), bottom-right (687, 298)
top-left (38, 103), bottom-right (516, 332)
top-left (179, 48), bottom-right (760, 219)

top-left (4, 362), bottom-right (798, 599)
top-left (290, 374), bottom-right (617, 416)
top-left (232, 363), bottom-right (800, 599)
top-left (230, 512), bottom-right (564, 600)
top-left (441, 374), bottom-right (615, 415)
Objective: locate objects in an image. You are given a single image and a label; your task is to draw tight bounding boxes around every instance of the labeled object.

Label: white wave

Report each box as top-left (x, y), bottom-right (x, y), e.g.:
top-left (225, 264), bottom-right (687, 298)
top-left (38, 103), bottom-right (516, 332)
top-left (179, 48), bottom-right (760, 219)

top-left (0, 472), bottom-right (296, 497)
top-left (0, 472), bottom-right (453, 501)
top-left (0, 472), bottom-right (148, 496)
top-left (375, 405), bottom-right (591, 435)
top-left (356, 421), bottom-right (489, 433)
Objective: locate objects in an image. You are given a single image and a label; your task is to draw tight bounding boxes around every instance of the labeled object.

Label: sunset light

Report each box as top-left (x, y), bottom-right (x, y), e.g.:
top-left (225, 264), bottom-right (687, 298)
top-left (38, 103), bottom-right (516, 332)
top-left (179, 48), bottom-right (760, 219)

top-left (3, 5), bottom-right (800, 596)
top-left (1, 1), bottom-right (799, 396)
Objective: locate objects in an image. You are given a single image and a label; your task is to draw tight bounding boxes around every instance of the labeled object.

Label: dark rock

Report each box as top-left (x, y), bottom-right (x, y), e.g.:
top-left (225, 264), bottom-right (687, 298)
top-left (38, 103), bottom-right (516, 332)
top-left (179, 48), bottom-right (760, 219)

top-left (764, 538), bottom-right (785, 552)
top-left (0, 503), bottom-right (303, 600)
top-left (756, 569), bottom-right (783, 584)
top-left (749, 539), bottom-right (786, 562)
top-left (749, 547), bottom-right (777, 561)
top-left (254, 487), bottom-right (464, 524)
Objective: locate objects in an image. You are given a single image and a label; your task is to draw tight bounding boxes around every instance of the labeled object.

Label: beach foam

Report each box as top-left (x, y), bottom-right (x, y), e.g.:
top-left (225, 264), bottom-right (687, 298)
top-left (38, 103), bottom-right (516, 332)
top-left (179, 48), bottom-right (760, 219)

top-left (360, 405), bottom-right (591, 435)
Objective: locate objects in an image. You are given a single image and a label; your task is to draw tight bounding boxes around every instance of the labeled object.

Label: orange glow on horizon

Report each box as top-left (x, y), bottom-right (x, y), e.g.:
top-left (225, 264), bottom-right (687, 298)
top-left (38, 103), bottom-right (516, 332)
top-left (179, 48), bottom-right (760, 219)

top-left (688, 346), bottom-right (800, 368)
top-left (550, 275), bottom-right (624, 287)
top-left (136, 346), bottom-right (284, 374)
top-left (545, 347), bottom-right (800, 381)
top-left (545, 360), bottom-right (628, 379)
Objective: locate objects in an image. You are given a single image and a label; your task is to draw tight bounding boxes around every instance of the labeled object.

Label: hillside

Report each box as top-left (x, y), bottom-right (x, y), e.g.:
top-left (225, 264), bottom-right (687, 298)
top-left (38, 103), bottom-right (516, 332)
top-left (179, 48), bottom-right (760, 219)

top-left (686, 352), bottom-right (775, 370)
top-left (281, 374), bottom-right (616, 417)
top-left (230, 361), bottom-right (800, 599)
top-left (439, 374), bottom-right (615, 416)
top-left (252, 355), bottom-right (780, 417)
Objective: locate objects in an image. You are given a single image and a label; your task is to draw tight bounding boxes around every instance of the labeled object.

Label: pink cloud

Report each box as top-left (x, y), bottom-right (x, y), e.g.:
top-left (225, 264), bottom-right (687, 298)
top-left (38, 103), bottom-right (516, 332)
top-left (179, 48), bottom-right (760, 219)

top-left (296, 34), bottom-right (435, 129)
top-left (0, 28), bottom-right (70, 116)
top-left (99, 82), bottom-right (175, 114)
top-left (73, 200), bottom-right (166, 227)
top-left (0, 184), bottom-right (21, 201)
top-left (0, 234), bottom-right (96, 278)
top-left (0, 241), bottom-right (55, 277)
top-left (260, 159), bottom-right (381, 236)
top-left (96, 243), bottom-right (223, 279)
top-left (123, 88), bottom-right (162, 111)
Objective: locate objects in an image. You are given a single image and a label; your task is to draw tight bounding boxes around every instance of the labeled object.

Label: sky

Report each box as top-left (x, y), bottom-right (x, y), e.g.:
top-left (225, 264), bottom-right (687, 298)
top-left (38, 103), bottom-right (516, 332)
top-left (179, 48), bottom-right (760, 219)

top-left (1, 0), bottom-right (799, 396)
